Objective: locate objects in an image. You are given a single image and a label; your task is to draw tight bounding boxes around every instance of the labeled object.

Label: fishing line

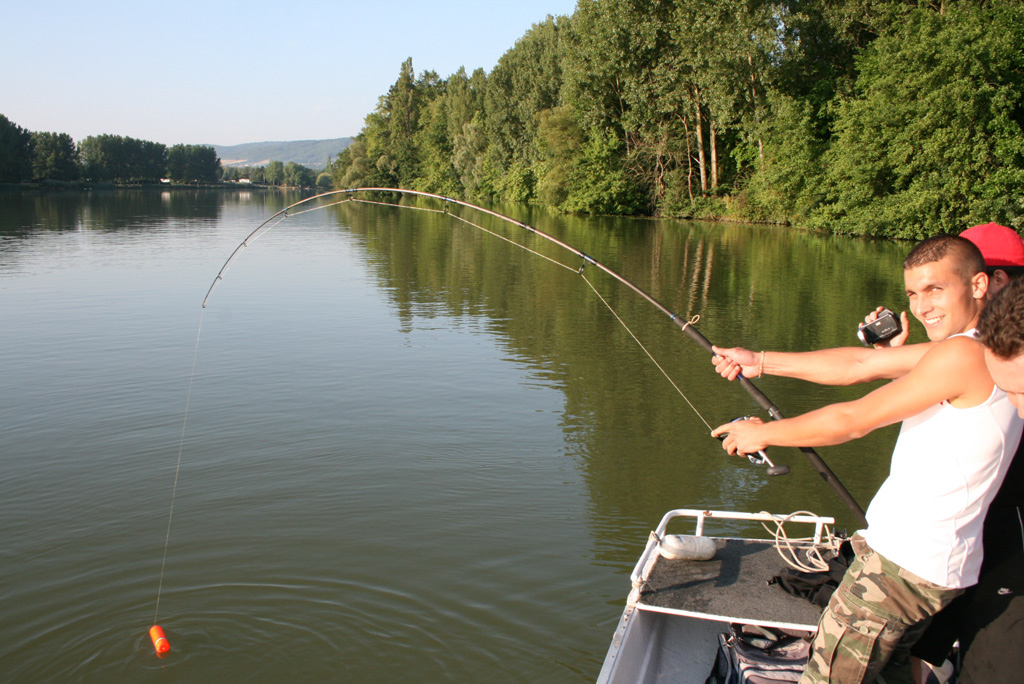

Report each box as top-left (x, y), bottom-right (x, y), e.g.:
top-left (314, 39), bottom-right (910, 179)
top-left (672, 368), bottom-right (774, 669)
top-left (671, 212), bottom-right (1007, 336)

top-left (153, 309), bottom-right (205, 627)
top-left (579, 273), bottom-right (713, 432)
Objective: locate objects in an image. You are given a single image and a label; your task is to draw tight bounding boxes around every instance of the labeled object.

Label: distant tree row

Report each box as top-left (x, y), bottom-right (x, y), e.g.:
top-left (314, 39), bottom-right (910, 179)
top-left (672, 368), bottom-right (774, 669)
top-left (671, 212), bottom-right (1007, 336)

top-left (328, 0), bottom-right (1024, 238)
top-left (0, 113), bottom-right (330, 189)
top-left (222, 161), bottom-right (327, 188)
top-left (0, 115), bottom-right (323, 187)
top-left (0, 115), bottom-right (224, 184)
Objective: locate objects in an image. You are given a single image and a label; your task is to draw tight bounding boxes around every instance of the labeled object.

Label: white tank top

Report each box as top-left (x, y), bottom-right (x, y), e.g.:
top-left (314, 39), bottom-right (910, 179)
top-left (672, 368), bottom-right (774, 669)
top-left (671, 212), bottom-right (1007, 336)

top-left (863, 339), bottom-right (1022, 588)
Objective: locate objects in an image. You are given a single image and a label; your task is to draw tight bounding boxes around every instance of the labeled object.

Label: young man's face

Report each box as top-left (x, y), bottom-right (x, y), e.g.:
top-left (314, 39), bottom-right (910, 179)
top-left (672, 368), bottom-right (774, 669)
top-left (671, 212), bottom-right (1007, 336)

top-left (985, 348), bottom-right (1024, 418)
top-left (904, 255), bottom-right (987, 341)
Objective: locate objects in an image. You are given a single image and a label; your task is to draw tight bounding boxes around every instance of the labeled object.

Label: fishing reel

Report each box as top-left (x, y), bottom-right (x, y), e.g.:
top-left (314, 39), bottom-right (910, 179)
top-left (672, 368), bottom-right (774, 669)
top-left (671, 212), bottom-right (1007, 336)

top-left (717, 416), bottom-right (790, 476)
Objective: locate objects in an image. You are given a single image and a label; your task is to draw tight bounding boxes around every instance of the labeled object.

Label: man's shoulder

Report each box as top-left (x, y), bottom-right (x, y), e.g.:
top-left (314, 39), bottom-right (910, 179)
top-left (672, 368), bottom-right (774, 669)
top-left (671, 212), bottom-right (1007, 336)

top-left (889, 336), bottom-right (981, 376)
top-left (928, 333), bottom-right (984, 358)
top-left (912, 334), bottom-right (992, 404)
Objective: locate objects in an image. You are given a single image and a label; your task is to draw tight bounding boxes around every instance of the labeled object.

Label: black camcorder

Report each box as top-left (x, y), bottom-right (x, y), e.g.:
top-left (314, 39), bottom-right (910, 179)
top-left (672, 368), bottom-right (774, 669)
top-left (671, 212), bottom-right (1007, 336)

top-left (857, 308), bottom-right (902, 346)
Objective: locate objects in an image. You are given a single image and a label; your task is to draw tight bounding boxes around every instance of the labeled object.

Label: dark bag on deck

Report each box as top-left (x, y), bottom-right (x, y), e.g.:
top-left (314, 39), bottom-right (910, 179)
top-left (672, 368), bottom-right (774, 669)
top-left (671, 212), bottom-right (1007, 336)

top-left (705, 623), bottom-right (812, 684)
top-left (768, 539), bottom-right (854, 609)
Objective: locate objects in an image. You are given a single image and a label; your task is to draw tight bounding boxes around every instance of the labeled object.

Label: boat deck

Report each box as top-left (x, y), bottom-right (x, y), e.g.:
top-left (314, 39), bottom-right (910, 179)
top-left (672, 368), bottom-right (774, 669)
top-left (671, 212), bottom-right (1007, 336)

top-left (599, 511), bottom-right (836, 683)
top-left (637, 537), bottom-right (824, 629)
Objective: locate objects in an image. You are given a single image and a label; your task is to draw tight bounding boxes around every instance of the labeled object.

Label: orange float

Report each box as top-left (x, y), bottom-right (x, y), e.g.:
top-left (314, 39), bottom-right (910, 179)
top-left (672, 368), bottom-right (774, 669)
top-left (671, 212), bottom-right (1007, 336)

top-left (149, 625), bottom-right (170, 656)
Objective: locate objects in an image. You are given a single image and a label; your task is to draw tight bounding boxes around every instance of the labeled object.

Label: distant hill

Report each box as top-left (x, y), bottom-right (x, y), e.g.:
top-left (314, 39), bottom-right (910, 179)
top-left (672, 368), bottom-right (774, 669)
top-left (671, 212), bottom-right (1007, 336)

top-left (214, 138), bottom-right (353, 170)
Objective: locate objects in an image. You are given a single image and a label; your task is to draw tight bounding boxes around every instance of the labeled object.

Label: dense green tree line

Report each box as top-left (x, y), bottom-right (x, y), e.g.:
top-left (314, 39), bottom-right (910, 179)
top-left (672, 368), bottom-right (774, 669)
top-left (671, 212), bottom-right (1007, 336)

top-left (1, 113), bottom-right (323, 188)
top-left (0, 115), bottom-right (223, 185)
top-left (328, 1), bottom-right (1024, 237)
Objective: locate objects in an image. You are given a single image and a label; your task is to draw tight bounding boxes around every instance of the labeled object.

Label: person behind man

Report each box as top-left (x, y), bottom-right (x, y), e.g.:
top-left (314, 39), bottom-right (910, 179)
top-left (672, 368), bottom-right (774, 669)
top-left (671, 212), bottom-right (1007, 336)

top-left (965, 221), bottom-right (1024, 285)
top-left (709, 235), bottom-right (1022, 683)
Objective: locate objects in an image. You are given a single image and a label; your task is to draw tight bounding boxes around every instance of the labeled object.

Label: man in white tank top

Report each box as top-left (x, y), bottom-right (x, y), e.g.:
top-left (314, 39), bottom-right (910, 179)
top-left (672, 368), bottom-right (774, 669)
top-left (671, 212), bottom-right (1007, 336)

top-left (897, 222), bottom-right (1024, 683)
top-left (709, 235), bottom-right (1022, 683)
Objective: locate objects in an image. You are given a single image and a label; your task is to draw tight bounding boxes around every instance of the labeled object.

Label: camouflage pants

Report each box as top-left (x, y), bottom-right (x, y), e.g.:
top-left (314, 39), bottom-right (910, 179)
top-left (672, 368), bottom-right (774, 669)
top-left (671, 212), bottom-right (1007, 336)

top-left (799, 535), bottom-right (962, 684)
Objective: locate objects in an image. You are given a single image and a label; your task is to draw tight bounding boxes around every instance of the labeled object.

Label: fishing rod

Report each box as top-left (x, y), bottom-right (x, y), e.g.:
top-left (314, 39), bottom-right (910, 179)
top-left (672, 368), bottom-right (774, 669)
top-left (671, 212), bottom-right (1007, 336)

top-left (202, 188), bottom-right (867, 526)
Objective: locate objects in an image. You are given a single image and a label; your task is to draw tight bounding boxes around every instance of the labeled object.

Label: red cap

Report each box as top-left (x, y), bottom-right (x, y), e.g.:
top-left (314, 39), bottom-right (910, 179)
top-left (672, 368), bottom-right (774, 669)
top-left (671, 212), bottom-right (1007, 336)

top-left (960, 222), bottom-right (1024, 267)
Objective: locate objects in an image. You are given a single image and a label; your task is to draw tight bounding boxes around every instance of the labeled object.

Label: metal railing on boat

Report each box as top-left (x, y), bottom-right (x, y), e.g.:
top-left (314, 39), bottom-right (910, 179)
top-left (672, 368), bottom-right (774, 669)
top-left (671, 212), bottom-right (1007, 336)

top-left (632, 509), bottom-right (836, 586)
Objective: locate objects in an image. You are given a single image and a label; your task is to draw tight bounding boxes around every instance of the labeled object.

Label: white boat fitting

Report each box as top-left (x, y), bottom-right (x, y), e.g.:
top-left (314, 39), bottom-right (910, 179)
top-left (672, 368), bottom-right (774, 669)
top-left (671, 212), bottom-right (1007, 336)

top-left (598, 509), bottom-right (839, 684)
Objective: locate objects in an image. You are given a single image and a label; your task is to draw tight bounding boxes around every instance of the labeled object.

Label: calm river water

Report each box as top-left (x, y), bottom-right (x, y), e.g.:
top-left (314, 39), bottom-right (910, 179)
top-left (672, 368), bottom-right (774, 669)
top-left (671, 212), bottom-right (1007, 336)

top-left (0, 189), bottom-right (910, 682)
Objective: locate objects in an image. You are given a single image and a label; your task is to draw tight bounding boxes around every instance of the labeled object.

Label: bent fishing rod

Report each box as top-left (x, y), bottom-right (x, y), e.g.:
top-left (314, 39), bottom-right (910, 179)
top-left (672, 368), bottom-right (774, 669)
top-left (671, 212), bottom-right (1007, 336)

top-left (203, 188), bottom-right (867, 527)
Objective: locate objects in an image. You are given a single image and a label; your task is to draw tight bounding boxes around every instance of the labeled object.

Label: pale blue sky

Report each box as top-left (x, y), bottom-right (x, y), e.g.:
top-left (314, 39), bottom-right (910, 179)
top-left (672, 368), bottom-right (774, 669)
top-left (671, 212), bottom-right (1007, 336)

top-left (2, 0), bottom-right (578, 146)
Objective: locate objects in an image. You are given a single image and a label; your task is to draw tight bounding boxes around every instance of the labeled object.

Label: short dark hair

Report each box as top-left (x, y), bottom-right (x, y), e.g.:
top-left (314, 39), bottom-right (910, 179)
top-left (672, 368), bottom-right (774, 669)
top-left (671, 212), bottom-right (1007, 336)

top-left (979, 276), bottom-right (1024, 359)
top-left (904, 235), bottom-right (986, 283)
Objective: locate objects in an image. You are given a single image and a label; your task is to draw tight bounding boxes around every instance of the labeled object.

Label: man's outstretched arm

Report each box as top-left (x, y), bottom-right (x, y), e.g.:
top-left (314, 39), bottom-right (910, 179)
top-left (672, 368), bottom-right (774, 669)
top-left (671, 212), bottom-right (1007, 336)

top-left (711, 341), bottom-right (935, 386)
top-left (711, 336), bottom-right (989, 454)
